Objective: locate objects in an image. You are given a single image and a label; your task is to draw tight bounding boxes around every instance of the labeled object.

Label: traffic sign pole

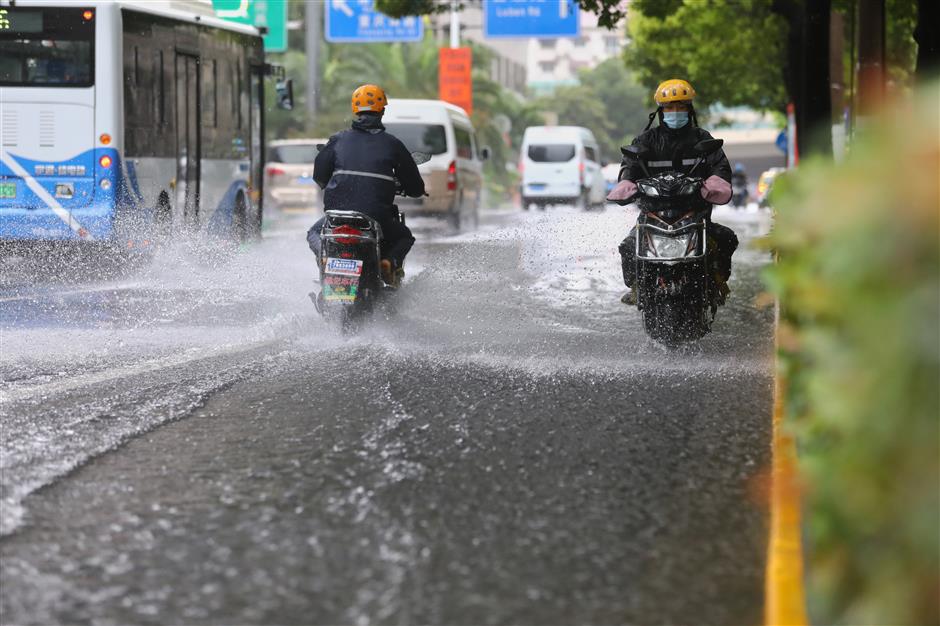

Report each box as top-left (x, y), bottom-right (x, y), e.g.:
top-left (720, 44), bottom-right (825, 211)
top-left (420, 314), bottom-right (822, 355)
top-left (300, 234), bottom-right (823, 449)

top-left (306, 1), bottom-right (321, 118)
top-left (450, 0), bottom-right (460, 48)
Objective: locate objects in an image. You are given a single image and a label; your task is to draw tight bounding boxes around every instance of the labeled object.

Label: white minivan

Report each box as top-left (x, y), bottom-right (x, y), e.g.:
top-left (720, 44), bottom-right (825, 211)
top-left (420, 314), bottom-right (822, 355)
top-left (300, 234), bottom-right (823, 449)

top-left (383, 99), bottom-right (489, 229)
top-left (520, 126), bottom-right (606, 210)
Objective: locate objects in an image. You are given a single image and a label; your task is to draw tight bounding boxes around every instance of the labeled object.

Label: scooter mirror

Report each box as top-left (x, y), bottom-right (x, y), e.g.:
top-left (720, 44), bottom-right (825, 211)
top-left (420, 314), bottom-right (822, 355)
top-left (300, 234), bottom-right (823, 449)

top-left (693, 138), bottom-right (724, 154)
top-left (411, 151), bottom-right (432, 165)
top-left (621, 145), bottom-right (650, 159)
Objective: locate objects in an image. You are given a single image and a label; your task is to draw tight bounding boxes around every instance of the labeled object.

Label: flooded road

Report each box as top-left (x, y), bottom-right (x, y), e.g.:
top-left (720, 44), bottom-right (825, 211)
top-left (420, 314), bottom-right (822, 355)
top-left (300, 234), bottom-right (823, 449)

top-left (1, 205), bottom-right (775, 624)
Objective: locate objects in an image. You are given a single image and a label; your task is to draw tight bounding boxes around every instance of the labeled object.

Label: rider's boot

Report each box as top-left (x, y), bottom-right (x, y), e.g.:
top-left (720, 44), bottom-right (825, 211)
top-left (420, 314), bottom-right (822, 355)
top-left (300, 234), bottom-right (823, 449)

top-left (713, 271), bottom-right (731, 305)
top-left (380, 259), bottom-right (404, 288)
top-left (620, 279), bottom-right (638, 305)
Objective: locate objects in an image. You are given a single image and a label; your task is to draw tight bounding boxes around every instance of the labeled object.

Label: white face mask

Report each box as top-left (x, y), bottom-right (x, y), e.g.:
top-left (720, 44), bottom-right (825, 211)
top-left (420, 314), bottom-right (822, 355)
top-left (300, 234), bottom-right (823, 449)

top-left (663, 111), bottom-right (690, 129)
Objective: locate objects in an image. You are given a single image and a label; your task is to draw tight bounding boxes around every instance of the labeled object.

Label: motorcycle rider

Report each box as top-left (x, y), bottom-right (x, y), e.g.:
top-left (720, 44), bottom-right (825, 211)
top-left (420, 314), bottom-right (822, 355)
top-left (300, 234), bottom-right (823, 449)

top-left (731, 162), bottom-right (749, 206)
top-left (306, 84), bottom-right (425, 287)
top-left (608, 79), bottom-right (738, 305)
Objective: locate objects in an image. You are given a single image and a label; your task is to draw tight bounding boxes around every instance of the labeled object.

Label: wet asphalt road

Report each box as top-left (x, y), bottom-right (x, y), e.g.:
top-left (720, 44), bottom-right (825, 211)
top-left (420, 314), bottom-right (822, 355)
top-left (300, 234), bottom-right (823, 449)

top-left (0, 205), bottom-right (775, 625)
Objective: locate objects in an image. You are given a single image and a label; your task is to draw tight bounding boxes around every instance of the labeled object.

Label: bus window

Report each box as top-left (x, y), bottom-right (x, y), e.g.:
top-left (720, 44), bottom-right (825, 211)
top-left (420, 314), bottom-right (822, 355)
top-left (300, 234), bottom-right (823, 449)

top-left (249, 65), bottom-right (263, 207)
top-left (455, 126), bottom-right (473, 160)
top-left (0, 8), bottom-right (94, 87)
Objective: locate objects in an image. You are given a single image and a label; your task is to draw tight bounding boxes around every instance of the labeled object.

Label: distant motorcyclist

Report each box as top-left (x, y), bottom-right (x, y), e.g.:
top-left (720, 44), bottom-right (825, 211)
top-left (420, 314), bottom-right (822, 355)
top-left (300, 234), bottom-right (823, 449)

top-left (731, 162), bottom-right (749, 207)
top-left (306, 84), bottom-right (425, 286)
top-left (608, 79), bottom-right (738, 305)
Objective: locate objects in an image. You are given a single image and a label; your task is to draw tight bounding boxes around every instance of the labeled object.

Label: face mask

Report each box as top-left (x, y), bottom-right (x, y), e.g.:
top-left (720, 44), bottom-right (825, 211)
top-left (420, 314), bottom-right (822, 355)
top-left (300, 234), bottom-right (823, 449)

top-left (663, 111), bottom-right (689, 129)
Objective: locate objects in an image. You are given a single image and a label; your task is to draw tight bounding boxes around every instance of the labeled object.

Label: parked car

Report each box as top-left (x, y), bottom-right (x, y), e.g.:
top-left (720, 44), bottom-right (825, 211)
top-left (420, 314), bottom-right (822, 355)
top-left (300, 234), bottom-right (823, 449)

top-left (264, 139), bottom-right (326, 214)
top-left (383, 99), bottom-right (489, 230)
top-left (756, 166), bottom-right (787, 207)
top-left (519, 126), bottom-right (606, 210)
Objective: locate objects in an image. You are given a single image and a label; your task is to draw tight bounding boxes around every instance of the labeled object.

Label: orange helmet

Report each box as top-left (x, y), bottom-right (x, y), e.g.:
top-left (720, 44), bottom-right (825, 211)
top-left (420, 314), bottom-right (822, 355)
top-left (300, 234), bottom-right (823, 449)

top-left (654, 79), bottom-right (696, 105)
top-left (351, 84), bottom-right (388, 114)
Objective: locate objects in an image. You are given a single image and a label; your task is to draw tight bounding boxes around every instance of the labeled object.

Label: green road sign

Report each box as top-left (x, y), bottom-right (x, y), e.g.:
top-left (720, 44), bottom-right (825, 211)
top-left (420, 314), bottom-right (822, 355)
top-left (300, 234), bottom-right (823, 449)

top-left (212, 0), bottom-right (288, 53)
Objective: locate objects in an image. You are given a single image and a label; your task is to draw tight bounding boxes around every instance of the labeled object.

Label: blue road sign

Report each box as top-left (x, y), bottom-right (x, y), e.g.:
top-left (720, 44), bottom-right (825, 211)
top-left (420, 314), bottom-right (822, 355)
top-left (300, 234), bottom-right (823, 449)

top-left (325, 0), bottom-right (423, 43)
top-left (775, 130), bottom-right (788, 154)
top-left (484, 0), bottom-right (580, 39)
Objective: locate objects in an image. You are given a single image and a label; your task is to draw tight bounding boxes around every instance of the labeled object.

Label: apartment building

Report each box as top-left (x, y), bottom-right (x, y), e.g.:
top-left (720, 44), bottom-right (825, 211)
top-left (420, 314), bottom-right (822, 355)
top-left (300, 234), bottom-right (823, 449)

top-left (431, 4), bottom-right (627, 96)
top-left (526, 10), bottom-right (626, 94)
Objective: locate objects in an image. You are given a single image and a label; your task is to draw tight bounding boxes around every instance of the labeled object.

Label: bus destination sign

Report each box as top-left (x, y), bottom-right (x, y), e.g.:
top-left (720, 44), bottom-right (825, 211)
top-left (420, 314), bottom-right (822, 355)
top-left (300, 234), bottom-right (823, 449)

top-left (0, 9), bottom-right (44, 33)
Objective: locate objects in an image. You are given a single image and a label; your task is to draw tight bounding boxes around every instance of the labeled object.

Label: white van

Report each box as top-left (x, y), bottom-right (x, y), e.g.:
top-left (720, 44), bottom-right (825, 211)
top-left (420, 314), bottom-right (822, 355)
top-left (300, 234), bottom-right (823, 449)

top-left (520, 126), bottom-right (606, 210)
top-left (383, 99), bottom-right (489, 229)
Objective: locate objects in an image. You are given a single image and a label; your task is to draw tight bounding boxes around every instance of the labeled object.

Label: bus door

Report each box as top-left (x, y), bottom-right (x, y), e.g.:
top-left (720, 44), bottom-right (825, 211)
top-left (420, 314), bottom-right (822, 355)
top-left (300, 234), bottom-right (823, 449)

top-left (249, 64), bottom-right (264, 213)
top-left (174, 52), bottom-right (200, 228)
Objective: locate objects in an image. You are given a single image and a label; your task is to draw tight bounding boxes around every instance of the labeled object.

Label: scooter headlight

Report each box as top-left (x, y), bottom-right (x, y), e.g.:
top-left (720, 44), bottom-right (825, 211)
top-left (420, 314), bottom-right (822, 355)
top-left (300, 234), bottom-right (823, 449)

top-left (650, 233), bottom-right (691, 258)
top-left (638, 183), bottom-right (659, 196)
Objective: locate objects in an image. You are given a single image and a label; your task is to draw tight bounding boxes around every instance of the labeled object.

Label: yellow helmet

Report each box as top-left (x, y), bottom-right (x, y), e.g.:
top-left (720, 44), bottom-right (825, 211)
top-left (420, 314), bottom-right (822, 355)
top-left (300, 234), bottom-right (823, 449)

top-left (351, 84), bottom-right (388, 114)
top-left (654, 79), bottom-right (696, 105)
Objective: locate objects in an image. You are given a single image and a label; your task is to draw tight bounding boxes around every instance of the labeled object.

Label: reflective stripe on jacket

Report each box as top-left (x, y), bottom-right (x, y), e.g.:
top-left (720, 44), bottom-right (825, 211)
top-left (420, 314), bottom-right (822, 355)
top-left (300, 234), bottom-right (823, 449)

top-left (618, 124), bottom-right (732, 183)
top-left (313, 114), bottom-right (425, 221)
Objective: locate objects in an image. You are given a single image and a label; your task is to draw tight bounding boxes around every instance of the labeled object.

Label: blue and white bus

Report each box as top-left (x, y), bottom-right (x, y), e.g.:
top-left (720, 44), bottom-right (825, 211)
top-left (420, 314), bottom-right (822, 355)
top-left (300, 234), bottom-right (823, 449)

top-left (0, 0), bottom-right (270, 248)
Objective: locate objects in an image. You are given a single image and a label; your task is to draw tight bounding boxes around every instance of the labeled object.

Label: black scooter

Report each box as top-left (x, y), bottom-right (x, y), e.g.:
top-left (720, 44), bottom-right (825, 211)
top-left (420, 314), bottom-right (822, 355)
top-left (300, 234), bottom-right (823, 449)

top-left (618, 139), bottom-right (726, 345)
top-left (310, 150), bottom-right (429, 333)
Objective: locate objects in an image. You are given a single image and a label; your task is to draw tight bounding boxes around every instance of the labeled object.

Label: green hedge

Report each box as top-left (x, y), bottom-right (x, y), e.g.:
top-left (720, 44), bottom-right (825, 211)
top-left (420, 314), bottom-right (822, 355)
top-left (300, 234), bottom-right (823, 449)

top-left (763, 84), bottom-right (939, 624)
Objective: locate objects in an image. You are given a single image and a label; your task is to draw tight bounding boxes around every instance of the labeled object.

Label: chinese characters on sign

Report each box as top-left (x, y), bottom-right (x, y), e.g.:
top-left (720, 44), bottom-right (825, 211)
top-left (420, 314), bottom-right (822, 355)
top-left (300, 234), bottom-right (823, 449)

top-left (438, 48), bottom-right (473, 116)
top-left (325, 0), bottom-right (423, 43)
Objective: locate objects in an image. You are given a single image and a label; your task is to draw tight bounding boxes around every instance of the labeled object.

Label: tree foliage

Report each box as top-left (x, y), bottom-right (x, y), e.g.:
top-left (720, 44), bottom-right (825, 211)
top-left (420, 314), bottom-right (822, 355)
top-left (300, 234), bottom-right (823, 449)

top-left (765, 82), bottom-right (939, 624)
top-left (267, 34), bottom-right (544, 196)
top-left (625, 0), bottom-right (789, 111)
top-left (534, 59), bottom-right (649, 161)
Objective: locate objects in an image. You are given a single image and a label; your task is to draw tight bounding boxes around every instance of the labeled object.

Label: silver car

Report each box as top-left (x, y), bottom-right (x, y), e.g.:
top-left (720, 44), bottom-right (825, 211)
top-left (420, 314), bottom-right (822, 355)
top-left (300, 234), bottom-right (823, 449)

top-left (264, 139), bottom-right (326, 214)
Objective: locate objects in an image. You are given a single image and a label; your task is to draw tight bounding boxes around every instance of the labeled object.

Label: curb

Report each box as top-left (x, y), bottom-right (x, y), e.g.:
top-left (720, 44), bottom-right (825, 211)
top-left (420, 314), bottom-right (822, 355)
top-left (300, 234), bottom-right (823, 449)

top-left (764, 308), bottom-right (809, 626)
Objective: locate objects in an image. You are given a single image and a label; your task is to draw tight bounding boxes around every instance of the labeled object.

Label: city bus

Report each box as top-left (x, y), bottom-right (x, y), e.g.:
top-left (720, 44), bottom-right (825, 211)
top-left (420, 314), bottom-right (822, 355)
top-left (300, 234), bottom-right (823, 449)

top-left (0, 0), bottom-right (276, 249)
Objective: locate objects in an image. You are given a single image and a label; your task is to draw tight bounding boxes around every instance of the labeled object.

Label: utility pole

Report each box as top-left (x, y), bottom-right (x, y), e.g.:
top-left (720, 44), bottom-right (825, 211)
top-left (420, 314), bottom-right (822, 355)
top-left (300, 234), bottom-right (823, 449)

top-left (306, 0), bottom-right (321, 121)
top-left (856, 0), bottom-right (885, 116)
top-left (450, 0), bottom-right (459, 48)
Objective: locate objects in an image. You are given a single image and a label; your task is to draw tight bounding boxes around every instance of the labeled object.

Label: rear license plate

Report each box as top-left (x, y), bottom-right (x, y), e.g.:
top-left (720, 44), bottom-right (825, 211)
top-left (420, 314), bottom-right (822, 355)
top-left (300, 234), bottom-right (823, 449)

top-left (323, 275), bottom-right (359, 302)
top-left (296, 176), bottom-right (316, 185)
top-left (528, 183), bottom-right (546, 190)
top-left (0, 182), bottom-right (15, 199)
top-left (325, 257), bottom-right (363, 276)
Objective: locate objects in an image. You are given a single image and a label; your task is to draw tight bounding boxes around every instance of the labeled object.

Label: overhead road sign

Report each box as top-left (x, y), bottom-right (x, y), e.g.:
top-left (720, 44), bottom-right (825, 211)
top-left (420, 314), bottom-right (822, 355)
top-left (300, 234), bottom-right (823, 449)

top-left (213, 0), bottom-right (288, 52)
top-left (484, 0), bottom-right (580, 39)
top-left (325, 0), bottom-right (423, 43)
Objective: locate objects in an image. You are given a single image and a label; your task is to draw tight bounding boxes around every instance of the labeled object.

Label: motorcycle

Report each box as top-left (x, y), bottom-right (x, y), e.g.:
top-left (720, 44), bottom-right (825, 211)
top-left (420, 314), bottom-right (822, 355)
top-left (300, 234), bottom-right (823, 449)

top-left (310, 150), bottom-right (430, 333)
top-left (618, 139), bottom-right (726, 345)
top-left (731, 179), bottom-right (749, 208)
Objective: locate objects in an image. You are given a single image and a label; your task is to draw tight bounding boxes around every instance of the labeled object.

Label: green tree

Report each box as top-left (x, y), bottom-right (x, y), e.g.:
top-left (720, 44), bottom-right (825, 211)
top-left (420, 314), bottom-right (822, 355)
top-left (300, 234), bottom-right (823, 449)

top-left (625, 0), bottom-right (788, 111)
top-left (765, 81), bottom-right (939, 625)
top-left (267, 34), bottom-right (541, 197)
top-left (574, 58), bottom-right (651, 156)
top-left (530, 59), bottom-right (648, 162)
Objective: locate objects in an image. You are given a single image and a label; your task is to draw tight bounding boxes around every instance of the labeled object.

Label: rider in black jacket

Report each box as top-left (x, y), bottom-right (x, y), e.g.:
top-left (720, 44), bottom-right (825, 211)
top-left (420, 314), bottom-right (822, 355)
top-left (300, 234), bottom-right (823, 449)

top-left (307, 84), bottom-right (425, 286)
top-left (613, 79), bottom-right (738, 304)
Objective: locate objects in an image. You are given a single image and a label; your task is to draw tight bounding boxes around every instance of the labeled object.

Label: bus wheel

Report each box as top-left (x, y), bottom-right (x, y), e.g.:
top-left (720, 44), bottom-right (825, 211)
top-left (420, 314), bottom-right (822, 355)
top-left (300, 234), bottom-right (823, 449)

top-left (155, 192), bottom-right (172, 242)
top-left (246, 194), bottom-right (262, 241)
top-left (232, 193), bottom-right (248, 243)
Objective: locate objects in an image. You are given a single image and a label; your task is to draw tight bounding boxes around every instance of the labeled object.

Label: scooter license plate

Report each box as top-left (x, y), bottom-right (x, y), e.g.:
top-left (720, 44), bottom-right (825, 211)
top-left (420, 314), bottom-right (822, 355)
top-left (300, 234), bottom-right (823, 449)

top-left (323, 275), bottom-right (359, 302)
top-left (324, 257), bottom-right (363, 276)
